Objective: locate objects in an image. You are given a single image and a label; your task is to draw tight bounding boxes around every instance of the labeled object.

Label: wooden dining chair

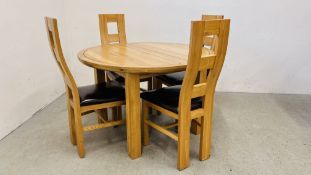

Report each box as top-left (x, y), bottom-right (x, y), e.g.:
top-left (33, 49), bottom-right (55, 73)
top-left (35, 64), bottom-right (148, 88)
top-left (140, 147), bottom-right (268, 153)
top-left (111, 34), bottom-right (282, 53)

top-left (141, 19), bottom-right (230, 170)
top-left (45, 17), bottom-right (126, 158)
top-left (155, 14), bottom-right (225, 135)
top-left (155, 14), bottom-right (224, 87)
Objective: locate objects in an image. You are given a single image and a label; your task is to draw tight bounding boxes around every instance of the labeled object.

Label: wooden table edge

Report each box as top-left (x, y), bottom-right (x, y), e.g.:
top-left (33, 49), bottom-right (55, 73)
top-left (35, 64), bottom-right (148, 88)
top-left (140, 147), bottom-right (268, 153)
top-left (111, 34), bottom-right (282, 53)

top-left (77, 46), bottom-right (188, 74)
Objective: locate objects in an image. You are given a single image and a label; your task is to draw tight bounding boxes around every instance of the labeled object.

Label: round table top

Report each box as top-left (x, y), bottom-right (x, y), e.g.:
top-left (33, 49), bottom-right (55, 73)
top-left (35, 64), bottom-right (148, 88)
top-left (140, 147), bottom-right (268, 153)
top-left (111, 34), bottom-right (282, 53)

top-left (78, 42), bottom-right (211, 74)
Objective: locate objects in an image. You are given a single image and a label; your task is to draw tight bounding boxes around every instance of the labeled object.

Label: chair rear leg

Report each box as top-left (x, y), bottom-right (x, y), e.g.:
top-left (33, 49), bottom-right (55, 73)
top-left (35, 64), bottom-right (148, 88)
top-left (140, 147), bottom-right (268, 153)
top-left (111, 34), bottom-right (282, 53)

top-left (143, 101), bottom-right (150, 146)
top-left (152, 77), bottom-right (162, 89)
top-left (96, 109), bottom-right (108, 123)
top-left (74, 109), bottom-right (85, 158)
top-left (94, 69), bottom-right (109, 124)
top-left (112, 107), bottom-right (121, 120)
top-left (67, 105), bottom-right (76, 145)
top-left (112, 106), bottom-right (122, 120)
top-left (177, 114), bottom-right (191, 170)
top-left (199, 109), bottom-right (212, 160)
top-left (115, 106), bottom-right (122, 120)
top-left (147, 78), bottom-right (153, 90)
top-left (151, 77), bottom-right (162, 115)
top-left (113, 106), bottom-right (122, 128)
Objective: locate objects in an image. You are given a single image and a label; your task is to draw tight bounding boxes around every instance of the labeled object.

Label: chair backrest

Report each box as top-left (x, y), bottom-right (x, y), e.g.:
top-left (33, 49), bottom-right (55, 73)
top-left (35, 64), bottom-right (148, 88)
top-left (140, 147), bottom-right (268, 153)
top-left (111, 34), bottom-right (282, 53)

top-left (179, 19), bottom-right (230, 115)
top-left (99, 14), bottom-right (127, 45)
top-left (202, 15), bottom-right (224, 50)
top-left (202, 15), bottom-right (224, 20)
top-left (45, 17), bottom-right (79, 102)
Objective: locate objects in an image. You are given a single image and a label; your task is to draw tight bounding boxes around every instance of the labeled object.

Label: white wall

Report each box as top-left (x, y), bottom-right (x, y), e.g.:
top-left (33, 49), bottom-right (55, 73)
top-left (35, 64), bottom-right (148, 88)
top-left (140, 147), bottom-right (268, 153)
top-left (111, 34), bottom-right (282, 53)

top-left (63, 0), bottom-right (311, 94)
top-left (0, 0), bottom-right (65, 139)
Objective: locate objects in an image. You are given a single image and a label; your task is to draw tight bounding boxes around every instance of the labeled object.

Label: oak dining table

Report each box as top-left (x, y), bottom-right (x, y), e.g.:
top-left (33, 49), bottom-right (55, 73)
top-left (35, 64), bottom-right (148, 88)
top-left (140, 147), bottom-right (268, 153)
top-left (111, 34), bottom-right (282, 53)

top-left (77, 42), bottom-right (211, 159)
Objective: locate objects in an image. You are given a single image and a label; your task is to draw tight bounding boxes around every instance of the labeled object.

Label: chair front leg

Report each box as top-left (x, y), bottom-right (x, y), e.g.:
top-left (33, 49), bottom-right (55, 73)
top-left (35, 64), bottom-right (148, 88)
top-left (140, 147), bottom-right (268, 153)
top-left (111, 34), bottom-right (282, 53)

top-left (191, 118), bottom-right (201, 135)
top-left (73, 107), bottom-right (85, 158)
top-left (177, 113), bottom-right (191, 170)
top-left (142, 101), bottom-right (150, 146)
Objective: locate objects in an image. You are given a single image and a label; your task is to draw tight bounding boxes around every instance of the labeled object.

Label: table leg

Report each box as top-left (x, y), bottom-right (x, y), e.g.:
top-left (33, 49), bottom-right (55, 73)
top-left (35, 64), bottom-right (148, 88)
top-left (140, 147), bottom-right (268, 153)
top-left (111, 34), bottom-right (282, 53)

top-left (125, 73), bottom-right (142, 159)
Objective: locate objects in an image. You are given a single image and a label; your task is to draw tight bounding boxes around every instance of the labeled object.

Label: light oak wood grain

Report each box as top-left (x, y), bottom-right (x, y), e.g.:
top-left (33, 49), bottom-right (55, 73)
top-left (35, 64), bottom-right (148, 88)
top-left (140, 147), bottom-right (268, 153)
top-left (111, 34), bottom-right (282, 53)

top-left (78, 42), bottom-right (211, 160)
top-left (78, 43), bottom-right (213, 74)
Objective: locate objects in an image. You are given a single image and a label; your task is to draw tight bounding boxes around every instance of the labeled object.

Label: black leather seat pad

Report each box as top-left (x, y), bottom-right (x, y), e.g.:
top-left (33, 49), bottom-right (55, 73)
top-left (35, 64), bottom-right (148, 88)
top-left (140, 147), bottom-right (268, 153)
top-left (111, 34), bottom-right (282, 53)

top-left (141, 85), bottom-right (202, 113)
top-left (78, 82), bottom-right (125, 106)
top-left (156, 71), bottom-right (185, 85)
